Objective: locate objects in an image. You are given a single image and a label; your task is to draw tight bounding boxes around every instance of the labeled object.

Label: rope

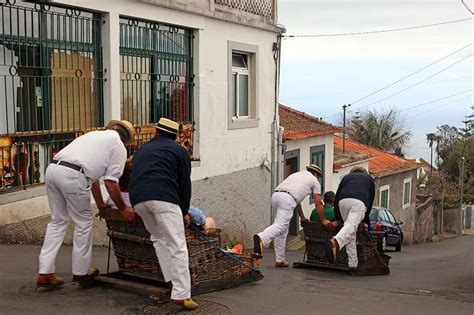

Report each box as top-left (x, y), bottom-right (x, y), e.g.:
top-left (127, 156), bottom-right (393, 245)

top-left (188, 224), bottom-right (262, 274)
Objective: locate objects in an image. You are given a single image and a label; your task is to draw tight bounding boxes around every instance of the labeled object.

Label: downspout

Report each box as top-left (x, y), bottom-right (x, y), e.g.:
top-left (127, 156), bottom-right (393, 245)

top-left (271, 33), bottom-right (282, 224)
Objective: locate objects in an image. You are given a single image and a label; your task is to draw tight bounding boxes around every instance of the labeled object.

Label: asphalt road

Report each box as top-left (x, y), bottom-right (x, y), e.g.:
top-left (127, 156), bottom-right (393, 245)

top-left (0, 236), bottom-right (472, 315)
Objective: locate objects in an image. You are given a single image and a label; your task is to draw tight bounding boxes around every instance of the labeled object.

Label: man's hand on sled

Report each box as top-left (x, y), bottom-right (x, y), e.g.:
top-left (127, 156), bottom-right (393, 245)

top-left (184, 214), bottom-right (191, 227)
top-left (331, 220), bottom-right (342, 229)
top-left (121, 206), bottom-right (137, 223)
top-left (322, 219), bottom-right (334, 231)
top-left (359, 222), bottom-right (369, 230)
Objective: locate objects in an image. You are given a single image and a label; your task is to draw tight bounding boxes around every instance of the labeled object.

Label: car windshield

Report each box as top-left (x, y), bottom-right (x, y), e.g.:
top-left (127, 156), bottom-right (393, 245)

top-left (369, 209), bottom-right (378, 220)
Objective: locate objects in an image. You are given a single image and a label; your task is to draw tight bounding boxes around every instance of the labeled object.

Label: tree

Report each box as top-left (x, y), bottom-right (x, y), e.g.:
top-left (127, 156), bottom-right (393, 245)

top-left (426, 133), bottom-right (437, 173)
top-left (348, 109), bottom-right (412, 154)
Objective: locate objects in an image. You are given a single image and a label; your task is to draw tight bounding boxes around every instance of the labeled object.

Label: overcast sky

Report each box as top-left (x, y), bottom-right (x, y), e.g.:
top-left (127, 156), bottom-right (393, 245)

top-left (278, 0), bottom-right (473, 162)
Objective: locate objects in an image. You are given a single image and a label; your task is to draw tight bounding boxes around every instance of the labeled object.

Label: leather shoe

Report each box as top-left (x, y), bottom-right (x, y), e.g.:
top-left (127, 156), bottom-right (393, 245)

top-left (173, 298), bottom-right (199, 310)
top-left (275, 261), bottom-right (289, 267)
top-left (37, 273), bottom-right (64, 289)
top-left (72, 267), bottom-right (99, 287)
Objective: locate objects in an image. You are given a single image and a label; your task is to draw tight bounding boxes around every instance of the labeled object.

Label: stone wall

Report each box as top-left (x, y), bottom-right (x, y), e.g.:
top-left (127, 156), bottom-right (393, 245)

top-left (413, 196), bottom-right (434, 244)
top-left (443, 206), bottom-right (462, 235)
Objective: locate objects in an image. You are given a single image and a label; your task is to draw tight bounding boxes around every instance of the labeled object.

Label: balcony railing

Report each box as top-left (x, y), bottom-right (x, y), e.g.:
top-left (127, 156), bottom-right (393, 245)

top-left (214, 0), bottom-right (275, 20)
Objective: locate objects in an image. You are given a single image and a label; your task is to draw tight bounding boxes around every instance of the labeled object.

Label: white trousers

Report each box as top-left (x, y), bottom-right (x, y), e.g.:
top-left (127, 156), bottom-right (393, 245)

top-left (39, 164), bottom-right (92, 275)
top-left (134, 200), bottom-right (191, 300)
top-left (258, 192), bottom-right (296, 262)
top-left (334, 198), bottom-right (366, 268)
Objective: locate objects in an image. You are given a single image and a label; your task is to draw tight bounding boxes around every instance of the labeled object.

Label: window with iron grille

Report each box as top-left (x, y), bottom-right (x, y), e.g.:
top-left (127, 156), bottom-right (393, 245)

top-left (119, 17), bottom-right (193, 127)
top-left (0, 1), bottom-right (103, 192)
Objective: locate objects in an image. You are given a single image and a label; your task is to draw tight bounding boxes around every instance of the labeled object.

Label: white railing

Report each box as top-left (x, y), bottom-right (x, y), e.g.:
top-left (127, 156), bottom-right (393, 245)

top-left (214, 0), bottom-right (275, 20)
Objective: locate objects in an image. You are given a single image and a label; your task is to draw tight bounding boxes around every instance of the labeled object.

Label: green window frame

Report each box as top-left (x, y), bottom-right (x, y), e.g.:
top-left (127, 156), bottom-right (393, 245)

top-left (403, 178), bottom-right (411, 207)
top-left (380, 185), bottom-right (390, 208)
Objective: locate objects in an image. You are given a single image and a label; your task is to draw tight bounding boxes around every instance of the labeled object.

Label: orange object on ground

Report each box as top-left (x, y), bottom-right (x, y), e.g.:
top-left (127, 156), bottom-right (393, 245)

top-left (232, 244), bottom-right (243, 254)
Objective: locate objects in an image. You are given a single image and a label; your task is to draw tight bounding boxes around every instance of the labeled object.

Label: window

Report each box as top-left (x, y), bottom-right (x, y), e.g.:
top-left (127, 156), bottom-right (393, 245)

top-left (386, 211), bottom-right (396, 224)
top-left (309, 145), bottom-right (325, 204)
top-left (379, 185), bottom-right (390, 208)
top-left (379, 210), bottom-right (389, 222)
top-left (231, 53), bottom-right (250, 118)
top-left (228, 41), bottom-right (259, 129)
top-left (403, 178), bottom-right (411, 208)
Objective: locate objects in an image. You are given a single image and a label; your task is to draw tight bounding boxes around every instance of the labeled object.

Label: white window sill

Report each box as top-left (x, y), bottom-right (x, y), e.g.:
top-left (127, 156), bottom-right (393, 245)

top-left (228, 117), bottom-right (259, 130)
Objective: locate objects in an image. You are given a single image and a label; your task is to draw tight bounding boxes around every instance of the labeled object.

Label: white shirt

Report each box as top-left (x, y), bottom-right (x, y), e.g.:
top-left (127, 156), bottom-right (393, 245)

top-left (276, 171), bottom-right (321, 203)
top-left (54, 130), bottom-right (127, 183)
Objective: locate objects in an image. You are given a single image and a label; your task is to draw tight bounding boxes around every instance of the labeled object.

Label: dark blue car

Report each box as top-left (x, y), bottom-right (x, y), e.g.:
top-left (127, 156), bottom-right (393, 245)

top-left (369, 206), bottom-right (404, 252)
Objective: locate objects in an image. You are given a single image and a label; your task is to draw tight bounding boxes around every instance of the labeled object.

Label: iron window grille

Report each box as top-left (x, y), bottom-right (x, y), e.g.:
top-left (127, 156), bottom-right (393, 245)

top-left (0, 1), bottom-right (103, 192)
top-left (119, 17), bottom-right (194, 127)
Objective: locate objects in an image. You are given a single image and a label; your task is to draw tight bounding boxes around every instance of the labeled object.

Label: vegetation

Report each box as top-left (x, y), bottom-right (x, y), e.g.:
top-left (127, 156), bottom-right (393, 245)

top-left (348, 109), bottom-right (412, 155)
top-left (426, 106), bottom-right (473, 204)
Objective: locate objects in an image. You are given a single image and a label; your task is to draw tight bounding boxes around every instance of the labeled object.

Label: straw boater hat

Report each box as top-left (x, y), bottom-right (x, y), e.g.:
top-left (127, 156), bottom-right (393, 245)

top-left (156, 118), bottom-right (179, 135)
top-left (106, 120), bottom-right (136, 140)
top-left (306, 164), bottom-right (322, 176)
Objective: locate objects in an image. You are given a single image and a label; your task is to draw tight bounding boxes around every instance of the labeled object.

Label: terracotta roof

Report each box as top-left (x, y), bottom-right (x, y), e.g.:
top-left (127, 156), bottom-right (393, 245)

top-left (334, 136), bottom-right (418, 177)
top-left (279, 104), bottom-right (342, 140)
top-left (408, 157), bottom-right (437, 170)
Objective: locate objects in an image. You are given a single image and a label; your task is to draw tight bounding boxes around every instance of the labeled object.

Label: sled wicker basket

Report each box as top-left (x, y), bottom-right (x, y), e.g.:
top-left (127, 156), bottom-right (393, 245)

top-left (99, 208), bottom-right (263, 294)
top-left (295, 221), bottom-right (390, 275)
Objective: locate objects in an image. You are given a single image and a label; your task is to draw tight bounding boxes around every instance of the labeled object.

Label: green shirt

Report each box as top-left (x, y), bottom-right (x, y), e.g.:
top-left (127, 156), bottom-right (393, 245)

top-left (310, 204), bottom-right (335, 222)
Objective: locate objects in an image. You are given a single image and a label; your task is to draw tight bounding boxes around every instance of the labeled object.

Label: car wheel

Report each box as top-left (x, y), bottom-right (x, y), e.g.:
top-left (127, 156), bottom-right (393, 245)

top-left (395, 239), bottom-right (402, 252)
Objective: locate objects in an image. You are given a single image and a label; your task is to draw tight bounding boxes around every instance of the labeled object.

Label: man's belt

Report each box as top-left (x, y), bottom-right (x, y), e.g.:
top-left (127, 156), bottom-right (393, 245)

top-left (274, 190), bottom-right (297, 203)
top-left (51, 160), bottom-right (84, 174)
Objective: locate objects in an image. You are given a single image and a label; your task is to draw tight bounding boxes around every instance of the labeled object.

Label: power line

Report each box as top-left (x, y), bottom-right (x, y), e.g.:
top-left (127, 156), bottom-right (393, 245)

top-left (406, 94), bottom-right (473, 122)
top-left (354, 52), bottom-right (473, 110)
top-left (349, 42), bottom-right (473, 106)
top-left (281, 76), bottom-right (473, 102)
top-left (283, 17), bottom-right (473, 38)
top-left (399, 89), bottom-right (474, 113)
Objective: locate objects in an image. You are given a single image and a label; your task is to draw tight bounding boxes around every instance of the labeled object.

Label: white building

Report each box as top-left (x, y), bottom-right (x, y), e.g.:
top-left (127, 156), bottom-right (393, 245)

top-left (278, 104), bottom-right (341, 235)
top-left (0, 0), bottom-right (283, 244)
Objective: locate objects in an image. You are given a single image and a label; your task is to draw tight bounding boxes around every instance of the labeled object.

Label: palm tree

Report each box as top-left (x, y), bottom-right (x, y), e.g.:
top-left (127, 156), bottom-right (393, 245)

top-left (426, 133), bottom-right (437, 173)
top-left (349, 109), bottom-right (412, 153)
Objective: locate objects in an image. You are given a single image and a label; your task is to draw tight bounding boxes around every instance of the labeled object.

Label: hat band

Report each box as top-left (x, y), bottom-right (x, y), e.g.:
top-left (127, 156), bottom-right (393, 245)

top-left (157, 123), bottom-right (178, 134)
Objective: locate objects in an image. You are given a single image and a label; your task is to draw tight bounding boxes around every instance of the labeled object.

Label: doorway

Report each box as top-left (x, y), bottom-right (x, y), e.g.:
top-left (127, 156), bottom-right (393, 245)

top-left (284, 149), bottom-right (299, 236)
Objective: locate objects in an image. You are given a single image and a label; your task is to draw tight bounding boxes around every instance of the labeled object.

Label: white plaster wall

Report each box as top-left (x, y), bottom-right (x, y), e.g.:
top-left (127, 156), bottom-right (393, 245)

top-left (330, 161), bottom-right (370, 193)
top-left (45, 0), bottom-right (279, 182)
top-left (283, 135), bottom-right (334, 219)
top-left (1, 1), bottom-right (278, 227)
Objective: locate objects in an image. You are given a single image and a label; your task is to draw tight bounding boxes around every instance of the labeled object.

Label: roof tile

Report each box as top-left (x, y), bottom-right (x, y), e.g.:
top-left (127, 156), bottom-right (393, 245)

top-left (279, 104), bottom-right (342, 140)
top-left (334, 136), bottom-right (417, 177)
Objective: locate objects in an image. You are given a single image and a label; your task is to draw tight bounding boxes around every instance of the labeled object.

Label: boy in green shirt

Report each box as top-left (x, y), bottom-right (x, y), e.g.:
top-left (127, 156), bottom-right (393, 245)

top-left (310, 191), bottom-right (335, 222)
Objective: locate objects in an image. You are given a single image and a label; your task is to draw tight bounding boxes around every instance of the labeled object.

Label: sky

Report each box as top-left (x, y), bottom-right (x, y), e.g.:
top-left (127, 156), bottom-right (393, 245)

top-left (278, 0), bottom-right (473, 162)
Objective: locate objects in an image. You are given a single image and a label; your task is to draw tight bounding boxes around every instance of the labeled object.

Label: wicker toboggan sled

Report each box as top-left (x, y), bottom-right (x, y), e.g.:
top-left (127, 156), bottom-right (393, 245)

top-left (293, 221), bottom-right (390, 275)
top-left (96, 208), bottom-right (263, 300)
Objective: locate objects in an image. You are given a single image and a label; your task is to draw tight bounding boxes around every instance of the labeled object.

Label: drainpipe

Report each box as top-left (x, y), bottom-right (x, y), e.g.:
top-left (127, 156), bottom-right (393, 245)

top-left (270, 34), bottom-right (282, 224)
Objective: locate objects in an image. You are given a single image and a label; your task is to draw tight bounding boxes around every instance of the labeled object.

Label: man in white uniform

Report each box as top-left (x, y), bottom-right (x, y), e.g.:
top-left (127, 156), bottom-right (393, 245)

top-left (253, 164), bottom-right (327, 267)
top-left (37, 120), bottom-right (136, 288)
top-left (324, 166), bottom-right (375, 273)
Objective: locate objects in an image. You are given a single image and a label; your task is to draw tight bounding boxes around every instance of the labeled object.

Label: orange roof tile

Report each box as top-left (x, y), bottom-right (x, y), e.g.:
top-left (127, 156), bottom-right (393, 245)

top-left (279, 104), bottom-right (342, 140)
top-left (334, 136), bottom-right (418, 177)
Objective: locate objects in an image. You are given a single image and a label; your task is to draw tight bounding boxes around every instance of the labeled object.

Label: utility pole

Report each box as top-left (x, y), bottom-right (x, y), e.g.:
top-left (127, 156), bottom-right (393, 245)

top-left (460, 156), bottom-right (465, 205)
top-left (342, 104), bottom-right (351, 154)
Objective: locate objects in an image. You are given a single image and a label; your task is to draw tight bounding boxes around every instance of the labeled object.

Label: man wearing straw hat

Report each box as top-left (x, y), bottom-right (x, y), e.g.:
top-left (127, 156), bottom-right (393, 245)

top-left (323, 166), bottom-right (375, 273)
top-left (37, 120), bottom-right (136, 289)
top-left (129, 118), bottom-right (198, 310)
top-left (253, 164), bottom-right (327, 267)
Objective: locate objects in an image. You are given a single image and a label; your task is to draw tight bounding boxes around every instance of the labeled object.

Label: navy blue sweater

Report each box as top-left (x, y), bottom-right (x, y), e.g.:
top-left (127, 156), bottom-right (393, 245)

top-left (334, 173), bottom-right (375, 225)
top-left (129, 136), bottom-right (191, 215)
